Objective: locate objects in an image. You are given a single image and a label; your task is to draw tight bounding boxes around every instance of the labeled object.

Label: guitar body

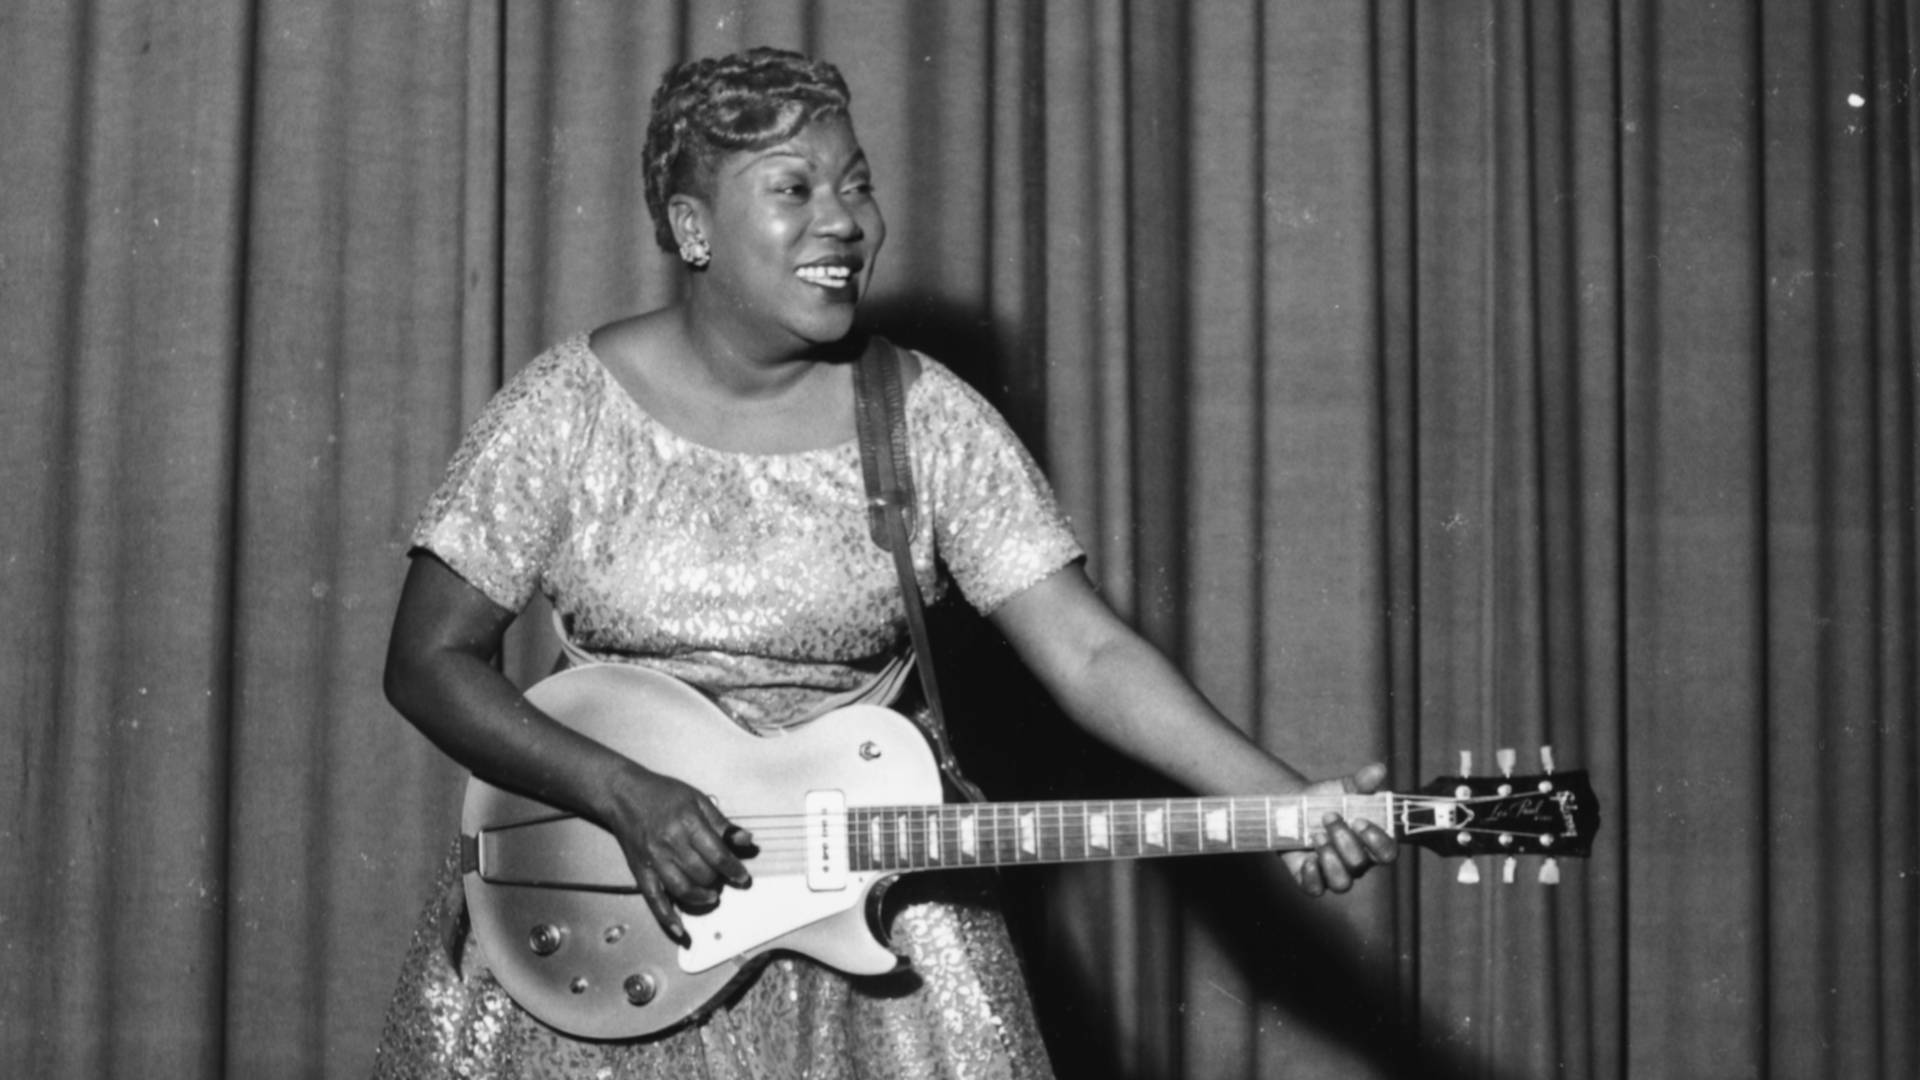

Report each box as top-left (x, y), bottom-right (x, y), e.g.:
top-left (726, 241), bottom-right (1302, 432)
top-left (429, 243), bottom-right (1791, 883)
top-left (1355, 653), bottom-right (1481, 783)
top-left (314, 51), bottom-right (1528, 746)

top-left (461, 663), bottom-right (942, 1040)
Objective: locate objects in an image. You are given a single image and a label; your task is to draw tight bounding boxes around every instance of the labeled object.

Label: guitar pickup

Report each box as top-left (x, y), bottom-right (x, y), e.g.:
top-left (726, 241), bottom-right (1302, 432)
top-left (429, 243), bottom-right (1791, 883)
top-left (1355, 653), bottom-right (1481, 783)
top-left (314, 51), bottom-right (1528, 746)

top-left (803, 790), bottom-right (851, 892)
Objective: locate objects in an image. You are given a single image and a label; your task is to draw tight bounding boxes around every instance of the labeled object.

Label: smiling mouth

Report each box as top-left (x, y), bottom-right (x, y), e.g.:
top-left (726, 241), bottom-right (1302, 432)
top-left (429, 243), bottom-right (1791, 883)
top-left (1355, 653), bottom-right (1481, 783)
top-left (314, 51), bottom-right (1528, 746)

top-left (795, 263), bottom-right (857, 290)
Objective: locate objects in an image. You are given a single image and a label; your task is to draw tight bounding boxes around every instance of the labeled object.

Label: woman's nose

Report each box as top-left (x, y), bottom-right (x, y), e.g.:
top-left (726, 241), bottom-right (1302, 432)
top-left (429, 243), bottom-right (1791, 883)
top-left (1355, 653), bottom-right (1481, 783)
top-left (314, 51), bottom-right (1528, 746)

top-left (813, 191), bottom-right (863, 239)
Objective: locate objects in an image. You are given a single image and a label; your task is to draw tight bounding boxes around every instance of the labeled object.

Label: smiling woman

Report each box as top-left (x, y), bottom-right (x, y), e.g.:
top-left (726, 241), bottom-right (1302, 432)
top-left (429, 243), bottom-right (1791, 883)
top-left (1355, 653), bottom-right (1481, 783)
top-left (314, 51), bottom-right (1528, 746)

top-left (370, 46), bottom-right (1390, 1080)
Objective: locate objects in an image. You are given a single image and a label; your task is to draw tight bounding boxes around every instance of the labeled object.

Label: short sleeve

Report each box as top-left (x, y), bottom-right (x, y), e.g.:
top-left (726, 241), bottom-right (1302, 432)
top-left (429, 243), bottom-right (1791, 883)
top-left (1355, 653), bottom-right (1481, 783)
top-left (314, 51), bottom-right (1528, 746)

top-left (914, 359), bottom-right (1084, 613)
top-left (409, 346), bottom-right (596, 612)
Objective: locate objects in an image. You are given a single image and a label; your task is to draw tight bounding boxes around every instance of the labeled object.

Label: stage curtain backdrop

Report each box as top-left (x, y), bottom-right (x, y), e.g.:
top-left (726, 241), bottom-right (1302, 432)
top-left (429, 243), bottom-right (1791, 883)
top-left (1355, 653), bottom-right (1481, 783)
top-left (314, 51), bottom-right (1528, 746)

top-left (2, 2), bottom-right (1913, 1077)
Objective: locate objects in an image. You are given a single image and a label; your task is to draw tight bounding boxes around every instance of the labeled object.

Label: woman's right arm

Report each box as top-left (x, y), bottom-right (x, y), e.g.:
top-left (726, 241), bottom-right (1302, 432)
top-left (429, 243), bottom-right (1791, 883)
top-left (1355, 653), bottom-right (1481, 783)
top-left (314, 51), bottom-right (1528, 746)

top-left (383, 553), bottom-right (751, 944)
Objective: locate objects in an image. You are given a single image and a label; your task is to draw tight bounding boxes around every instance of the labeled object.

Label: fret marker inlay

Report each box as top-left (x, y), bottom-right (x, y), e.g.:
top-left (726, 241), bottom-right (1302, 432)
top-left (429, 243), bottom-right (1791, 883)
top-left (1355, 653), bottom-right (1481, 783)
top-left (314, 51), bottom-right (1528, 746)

top-left (1205, 807), bottom-right (1229, 845)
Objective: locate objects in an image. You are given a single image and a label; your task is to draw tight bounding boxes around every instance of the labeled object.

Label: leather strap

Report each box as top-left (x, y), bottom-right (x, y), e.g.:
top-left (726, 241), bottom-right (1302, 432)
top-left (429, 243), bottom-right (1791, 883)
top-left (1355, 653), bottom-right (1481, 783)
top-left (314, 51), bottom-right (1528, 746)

top-left (852, 336), bottom-right (985, 804)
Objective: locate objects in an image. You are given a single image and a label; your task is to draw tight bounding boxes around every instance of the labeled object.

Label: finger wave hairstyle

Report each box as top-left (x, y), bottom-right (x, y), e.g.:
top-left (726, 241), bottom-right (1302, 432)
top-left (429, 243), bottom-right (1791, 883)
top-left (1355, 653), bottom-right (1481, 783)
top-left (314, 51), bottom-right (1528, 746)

top-left (642, 47), bottom-right (853, 253)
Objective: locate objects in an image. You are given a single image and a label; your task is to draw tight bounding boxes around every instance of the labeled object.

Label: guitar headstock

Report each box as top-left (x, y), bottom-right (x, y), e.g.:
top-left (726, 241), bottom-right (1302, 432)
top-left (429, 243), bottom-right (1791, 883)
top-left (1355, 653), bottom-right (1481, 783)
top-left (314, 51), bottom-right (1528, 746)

top-left (1396, 749), bottom-right (1599, 883)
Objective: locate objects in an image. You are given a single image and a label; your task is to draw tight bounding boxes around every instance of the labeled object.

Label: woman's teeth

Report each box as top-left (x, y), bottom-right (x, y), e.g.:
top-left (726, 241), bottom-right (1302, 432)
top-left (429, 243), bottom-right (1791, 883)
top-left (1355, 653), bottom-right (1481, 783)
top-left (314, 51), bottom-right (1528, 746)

top-left (796, 265), bottom-right (853, 288)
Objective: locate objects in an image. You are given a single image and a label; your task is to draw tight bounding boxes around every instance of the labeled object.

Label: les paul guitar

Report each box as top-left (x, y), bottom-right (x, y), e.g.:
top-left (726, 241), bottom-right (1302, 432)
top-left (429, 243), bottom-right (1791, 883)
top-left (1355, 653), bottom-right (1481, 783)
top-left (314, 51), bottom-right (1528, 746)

top-left (462, 664), bottom-right (1599, 1040)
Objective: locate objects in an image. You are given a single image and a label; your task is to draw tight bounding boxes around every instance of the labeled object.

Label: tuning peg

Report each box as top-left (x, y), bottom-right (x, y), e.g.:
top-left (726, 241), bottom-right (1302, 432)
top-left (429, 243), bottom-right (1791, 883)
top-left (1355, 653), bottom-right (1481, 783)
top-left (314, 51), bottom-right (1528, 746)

top-left (1538, 858), bottom-right (1561, 885)
top-left (1457, 859), bottom-right (1481, 885)
top-left (1540, 745), bottom-right (1557, 774)
top-left (1497, 748), bottom-right (1516, 778)
top-left (1502, 856), bottom-right (1517, 884)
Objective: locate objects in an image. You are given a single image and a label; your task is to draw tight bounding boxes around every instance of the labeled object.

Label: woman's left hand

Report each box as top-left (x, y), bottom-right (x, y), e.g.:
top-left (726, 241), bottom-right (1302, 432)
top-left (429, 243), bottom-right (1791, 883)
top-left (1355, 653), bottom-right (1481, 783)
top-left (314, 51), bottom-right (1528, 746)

top-left (1282, 762), bottom-right (1398, 896)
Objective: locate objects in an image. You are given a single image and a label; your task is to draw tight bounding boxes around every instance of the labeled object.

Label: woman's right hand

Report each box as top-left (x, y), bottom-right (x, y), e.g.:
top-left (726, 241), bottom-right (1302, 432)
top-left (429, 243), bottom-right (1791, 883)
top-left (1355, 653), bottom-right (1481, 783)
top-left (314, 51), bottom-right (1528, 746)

top-left (598, 764), bottom-right (755, 946)
top-left (383, 556), bottom-right (757, 946)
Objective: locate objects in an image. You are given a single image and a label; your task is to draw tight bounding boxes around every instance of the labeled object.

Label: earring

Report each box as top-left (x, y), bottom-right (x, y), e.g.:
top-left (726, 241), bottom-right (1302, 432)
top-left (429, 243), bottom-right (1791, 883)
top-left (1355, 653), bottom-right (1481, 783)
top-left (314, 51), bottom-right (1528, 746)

top-left (678, 236), bottom-right (710, 269)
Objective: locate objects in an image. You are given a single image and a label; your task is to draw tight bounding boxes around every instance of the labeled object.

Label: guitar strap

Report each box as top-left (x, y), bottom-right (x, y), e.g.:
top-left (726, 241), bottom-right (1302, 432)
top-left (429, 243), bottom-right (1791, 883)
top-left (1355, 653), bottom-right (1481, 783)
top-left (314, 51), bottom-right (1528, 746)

top-left (852, 335), bottom-right (986, 804)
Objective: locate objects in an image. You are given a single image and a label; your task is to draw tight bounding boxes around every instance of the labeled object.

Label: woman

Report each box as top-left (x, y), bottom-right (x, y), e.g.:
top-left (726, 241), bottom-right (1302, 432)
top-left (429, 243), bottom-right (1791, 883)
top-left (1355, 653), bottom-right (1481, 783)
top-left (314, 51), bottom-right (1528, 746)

top-left (374, 47), bottom-right (1394, 1079)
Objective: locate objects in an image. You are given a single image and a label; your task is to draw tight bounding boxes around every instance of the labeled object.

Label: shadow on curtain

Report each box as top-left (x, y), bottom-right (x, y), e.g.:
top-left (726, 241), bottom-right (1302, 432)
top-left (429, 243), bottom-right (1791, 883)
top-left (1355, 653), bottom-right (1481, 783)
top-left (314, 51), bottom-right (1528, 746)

top-left (1, 2), bottom-right (1913, 1078)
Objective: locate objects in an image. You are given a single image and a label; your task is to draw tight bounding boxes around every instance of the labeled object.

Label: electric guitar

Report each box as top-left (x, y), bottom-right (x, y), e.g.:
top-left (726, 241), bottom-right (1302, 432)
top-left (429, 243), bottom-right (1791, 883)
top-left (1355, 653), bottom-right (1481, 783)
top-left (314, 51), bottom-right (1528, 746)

top-left (461, 663), bottom-right (1599, 1039)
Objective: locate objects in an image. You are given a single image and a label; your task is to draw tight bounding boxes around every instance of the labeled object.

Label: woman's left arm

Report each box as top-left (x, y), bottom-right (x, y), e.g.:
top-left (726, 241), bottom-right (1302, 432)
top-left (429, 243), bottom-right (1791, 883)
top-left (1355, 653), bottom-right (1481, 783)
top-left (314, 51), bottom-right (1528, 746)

top-left (988, 565), bottom-right (1397, 895)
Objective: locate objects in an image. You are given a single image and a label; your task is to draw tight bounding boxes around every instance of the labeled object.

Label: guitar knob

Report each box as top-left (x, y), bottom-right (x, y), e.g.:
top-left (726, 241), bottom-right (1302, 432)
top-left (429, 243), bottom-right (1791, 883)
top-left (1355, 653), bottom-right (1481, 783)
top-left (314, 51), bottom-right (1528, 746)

top-left (528, 923), bottom-right (566, 957)
top-left (625, 972), bottom-right (660, 1006)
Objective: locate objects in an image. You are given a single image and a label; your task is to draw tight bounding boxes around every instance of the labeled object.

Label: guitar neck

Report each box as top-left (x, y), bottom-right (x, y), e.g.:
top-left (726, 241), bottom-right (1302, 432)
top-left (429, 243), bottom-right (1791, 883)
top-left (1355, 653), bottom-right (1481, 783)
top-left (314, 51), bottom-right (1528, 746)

top-left (848, 794), bottom-right (1399, 872)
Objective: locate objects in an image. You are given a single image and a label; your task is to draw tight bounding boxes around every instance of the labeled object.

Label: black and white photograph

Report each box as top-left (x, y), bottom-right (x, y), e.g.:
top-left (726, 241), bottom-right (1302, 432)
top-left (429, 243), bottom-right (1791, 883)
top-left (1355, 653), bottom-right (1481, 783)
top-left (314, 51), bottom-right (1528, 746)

top-left (2, 2), bottom-right (1914, 1077)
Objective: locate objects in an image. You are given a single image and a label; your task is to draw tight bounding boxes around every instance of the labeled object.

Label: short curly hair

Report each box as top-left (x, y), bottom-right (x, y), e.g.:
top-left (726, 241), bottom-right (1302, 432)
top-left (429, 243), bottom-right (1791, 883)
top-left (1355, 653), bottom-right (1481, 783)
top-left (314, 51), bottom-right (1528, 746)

top-left (642, 47), bottom-right (853, 253)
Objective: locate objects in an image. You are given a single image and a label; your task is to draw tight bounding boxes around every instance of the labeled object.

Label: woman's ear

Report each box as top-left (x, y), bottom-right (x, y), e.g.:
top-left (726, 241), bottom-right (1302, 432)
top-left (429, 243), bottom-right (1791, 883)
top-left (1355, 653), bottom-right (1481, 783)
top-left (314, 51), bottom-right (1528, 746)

top-left (666, 194), bottom-right (708, 250)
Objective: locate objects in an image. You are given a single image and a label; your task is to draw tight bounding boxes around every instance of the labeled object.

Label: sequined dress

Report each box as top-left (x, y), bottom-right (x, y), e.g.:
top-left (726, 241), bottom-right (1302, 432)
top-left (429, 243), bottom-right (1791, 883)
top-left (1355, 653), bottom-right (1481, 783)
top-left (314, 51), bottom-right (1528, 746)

top-left (372, 333), bottom-right (1082, 1080)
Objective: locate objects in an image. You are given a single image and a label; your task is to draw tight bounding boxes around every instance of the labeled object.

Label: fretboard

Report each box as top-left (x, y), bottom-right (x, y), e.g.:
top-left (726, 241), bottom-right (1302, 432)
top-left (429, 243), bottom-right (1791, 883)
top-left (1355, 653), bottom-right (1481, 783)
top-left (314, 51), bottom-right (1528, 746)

top-left (847, 795), bottom-right (1397, 872)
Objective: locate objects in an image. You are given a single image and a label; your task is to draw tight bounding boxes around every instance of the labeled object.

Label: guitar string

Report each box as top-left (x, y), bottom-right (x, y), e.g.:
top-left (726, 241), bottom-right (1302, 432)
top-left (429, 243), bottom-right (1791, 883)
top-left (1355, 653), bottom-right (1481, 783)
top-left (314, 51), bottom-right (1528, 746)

top-left (712, 794), bottom-right (1494, 832)
top-left (716, 794), bottom-right (1413, 825)
top-left (678, 797), bottom-right (1540, 866)
top-left (483, 797), bottom-right (1559, 884)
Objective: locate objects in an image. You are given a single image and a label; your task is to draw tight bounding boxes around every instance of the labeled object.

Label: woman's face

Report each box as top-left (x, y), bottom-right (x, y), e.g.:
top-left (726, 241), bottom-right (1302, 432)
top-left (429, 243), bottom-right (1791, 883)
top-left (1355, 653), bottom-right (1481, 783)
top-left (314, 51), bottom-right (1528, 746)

top-left (689, 114), bottom-right (885, 351)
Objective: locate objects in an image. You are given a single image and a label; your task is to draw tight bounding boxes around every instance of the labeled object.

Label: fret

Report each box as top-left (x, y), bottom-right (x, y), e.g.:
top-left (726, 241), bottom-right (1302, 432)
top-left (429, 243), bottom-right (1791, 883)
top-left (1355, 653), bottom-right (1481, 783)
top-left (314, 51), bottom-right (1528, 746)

top-left (1227, 797), bottom-right (1249, 850)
